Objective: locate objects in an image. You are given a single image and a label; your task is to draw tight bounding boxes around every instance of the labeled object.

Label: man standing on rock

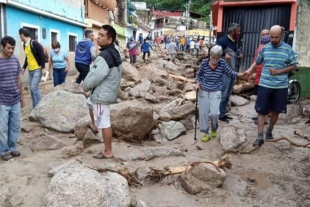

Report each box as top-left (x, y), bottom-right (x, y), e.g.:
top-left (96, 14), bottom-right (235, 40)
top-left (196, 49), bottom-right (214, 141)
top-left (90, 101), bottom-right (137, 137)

top-left (0, 36), bottom-right (24, 161)
top-left (83, 25), bottom-right (122, 159)
top-left (217, 23), bottom-right (242, 123)
top-left (245, 25), bottom-right (297, 147)
top-left (168, 37), bottom-right (178, 65)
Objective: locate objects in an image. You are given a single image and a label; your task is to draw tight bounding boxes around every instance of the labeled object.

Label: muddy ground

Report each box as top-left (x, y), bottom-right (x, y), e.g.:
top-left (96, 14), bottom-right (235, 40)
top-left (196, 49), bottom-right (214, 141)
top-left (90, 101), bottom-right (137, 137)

top-left (0, 75), bottom-right (310, 207)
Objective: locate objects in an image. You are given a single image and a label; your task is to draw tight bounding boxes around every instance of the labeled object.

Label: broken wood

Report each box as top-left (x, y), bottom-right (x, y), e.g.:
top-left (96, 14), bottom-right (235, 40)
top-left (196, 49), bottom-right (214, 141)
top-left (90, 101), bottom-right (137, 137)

top-left (294, 130), bottom-right (310, 141)
top-left (266, 136), bottom-right (310, 148)
top-left (167, 73), bottom-right (188, 82)
top-left (87, 155), bottom-right (231, 186)
top-left (233, 80), bottom-right (255, 94)
top-left (185, 91), bottom-right (197, 101)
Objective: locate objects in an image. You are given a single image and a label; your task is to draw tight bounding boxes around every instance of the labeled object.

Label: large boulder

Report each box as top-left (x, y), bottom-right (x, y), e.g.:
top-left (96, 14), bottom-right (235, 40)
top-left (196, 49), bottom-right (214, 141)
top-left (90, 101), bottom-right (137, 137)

top-left (54, 82), bottom-right (88, 97)
top-left (229, 95), bottom-right (250, 106)
top-left (180, 163), bottom-right (226, 195)
top-left (29, 90), bottom-right (88, 132)
top-left (110, 101), bottom-right (154, 141)
top-left (219, 126), bottom-right (247, 151)
top-left (44, 162), bottom-right (131, 207)
top-left (122, 62), bottom-right (142, 82)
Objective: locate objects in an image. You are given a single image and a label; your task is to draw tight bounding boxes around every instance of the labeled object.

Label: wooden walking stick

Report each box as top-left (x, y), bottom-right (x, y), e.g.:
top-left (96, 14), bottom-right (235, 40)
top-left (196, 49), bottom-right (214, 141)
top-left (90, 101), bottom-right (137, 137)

top-left (194, 89), bottom-right (199, 141)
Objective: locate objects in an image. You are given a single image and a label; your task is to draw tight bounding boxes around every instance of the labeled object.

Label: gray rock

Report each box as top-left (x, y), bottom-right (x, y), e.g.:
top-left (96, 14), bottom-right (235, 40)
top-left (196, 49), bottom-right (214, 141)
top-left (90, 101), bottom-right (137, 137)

top-left (153, 133), bottom-right (168, 144)
top-left (74, 116), bottom-right (91, 141)
top-left (180, 163), bottom-right (226, 195)
top-left (144, 147), bottom-right (185, 161)
top-left (29, 90), bottom-right (89, 132)
top-left (250, 95), bottom-right (257, 101)
top-left (110, 101), bottom-right (154, 141)
top-left (54, 82), bottom-right (88, 97)
top-left (279, 104), bottom-right (302, 121)
top-left (137, 200), bottom-right (148, 207)
top-left (184, 82), bottom-right (195, 92)
top-left (122, 62), bottom-right (142, 82)
top-left (229, 95), bottom-right (250, 106)
top-left (127, 152), bottom-right (145, 161)
top-left (158, 121), bottom-right (186, 140)
top-left (29, 135), bottom-right (67, 151)
top-left (180, 115), bottom-right (195, 130)
top-left (144, 93), bottom-right (159, 103)
top-left (129, 79), bottom-right (151, 97)
top-left (219, 127), bottom-right (247, 151)
top-left (48, 160), bottom-right (80, 177)
top-left (43, 162), bottom-right (131, 207)
top-left (135, 167), bottom-right (151, 181)
top-left (61, 141), bottom-right (84, 158)
top-left (159, 102), bottom-right (195, 121)
top-left (153, 112), bottom-right (160, 120)
top-left (83, 129), bottom-right (103, 148)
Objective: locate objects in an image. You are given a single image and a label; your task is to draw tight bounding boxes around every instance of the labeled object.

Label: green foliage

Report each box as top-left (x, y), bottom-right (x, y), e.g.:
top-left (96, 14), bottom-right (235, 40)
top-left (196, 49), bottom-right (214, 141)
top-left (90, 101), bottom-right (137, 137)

top-left (134, 0), bottom-right (211, 22)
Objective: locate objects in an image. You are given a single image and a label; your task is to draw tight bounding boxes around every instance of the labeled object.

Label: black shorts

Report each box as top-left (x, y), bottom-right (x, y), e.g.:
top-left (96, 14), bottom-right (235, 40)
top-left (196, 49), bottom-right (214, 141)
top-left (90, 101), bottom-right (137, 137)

top-left (255, 86), bottom-right (288, 115)
top-left (253, 85), bottom-right (259, 95)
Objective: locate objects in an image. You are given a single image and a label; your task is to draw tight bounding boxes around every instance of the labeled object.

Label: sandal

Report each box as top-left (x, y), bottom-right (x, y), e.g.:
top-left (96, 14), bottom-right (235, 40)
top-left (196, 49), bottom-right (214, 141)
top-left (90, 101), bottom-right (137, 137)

top-left (1, 154), bottom-right (13, 161)
top-left (93, 152), bottom-right (114, 159)
top-left (88, 124), bottom-right (99, 134)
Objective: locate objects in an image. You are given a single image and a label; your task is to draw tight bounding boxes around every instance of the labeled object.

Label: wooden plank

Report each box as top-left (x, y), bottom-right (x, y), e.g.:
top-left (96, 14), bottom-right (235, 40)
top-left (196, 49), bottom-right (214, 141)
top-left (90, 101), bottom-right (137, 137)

top-left (185, 91), bottom-right (197, 101)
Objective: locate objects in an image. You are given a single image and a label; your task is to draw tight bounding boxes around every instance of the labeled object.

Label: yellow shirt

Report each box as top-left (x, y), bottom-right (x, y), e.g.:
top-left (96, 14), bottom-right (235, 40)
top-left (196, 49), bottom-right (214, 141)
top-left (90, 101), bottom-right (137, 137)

top-left (180, 38), bottom-right (186, 45)
top-left (24, 43), bottom-right (40, 70)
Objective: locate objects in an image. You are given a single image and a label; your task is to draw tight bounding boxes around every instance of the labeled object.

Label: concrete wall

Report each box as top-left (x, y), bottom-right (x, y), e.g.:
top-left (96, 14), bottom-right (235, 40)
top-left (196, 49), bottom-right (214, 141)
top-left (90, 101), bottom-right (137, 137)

top-left (85, 0), bottom-right (109, 23)
top-left (295, 0), bottom-right (310, 66)
top-left (6, 6), bottom-right (84, 83)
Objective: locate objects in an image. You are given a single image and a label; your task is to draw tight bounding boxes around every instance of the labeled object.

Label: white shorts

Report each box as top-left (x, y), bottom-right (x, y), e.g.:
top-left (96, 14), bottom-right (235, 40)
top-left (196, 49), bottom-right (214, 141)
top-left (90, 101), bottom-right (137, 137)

top-left (86, 98), bottom-right (111, 129)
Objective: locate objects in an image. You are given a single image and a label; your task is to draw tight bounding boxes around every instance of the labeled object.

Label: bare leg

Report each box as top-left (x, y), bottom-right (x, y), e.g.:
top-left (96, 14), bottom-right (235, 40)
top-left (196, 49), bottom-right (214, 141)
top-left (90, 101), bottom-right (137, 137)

top-left (102, 127), bottom-right (113, 155)
top-left (257, 114), bottom-right (266, 133)
top-left (268, 111), bottom-right (279, 128)
top-left (89, 109), bottom-right (98, 132)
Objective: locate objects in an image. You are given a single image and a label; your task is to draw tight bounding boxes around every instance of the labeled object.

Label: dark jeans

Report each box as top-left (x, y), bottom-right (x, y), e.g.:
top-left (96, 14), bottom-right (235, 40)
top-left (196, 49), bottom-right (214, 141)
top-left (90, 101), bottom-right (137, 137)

top-left (219, 74), bottom-right (235, 118)
top-left (130, 55), bottom-right (137, 64)
top-left (143, 51), bottom-right (150, 60)
top-left (53, 67), bottom-right (67, 87)
top-left (75, 62), bottom-right (90, 84)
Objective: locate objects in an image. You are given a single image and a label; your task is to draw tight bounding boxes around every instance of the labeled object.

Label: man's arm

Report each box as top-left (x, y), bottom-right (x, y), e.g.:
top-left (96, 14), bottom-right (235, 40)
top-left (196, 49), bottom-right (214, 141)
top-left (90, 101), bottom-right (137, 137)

top-left (18, 75), bottom-right (25, 108)
top-left (32, 41), bottom-right (45, 69)
top-left (82, 56), bottom-right (110, 92)
top-left (90, 45), bottom-right (96, 61)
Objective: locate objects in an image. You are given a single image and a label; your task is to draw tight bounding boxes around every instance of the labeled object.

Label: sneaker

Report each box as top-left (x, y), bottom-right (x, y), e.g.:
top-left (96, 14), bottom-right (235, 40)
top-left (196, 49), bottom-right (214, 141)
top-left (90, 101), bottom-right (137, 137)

top-left (225, 115), bottom-right (233, 120)
top-left (266, 132), bottom-right (274, 140)
top-left (211, 130), bottom-right (217, 138)
top-left (253, 139), bottom-right (264, 147)
top-left (201, 134), bottom-right (211, 142)
top-left (219, 117), bottom-right (229, 123)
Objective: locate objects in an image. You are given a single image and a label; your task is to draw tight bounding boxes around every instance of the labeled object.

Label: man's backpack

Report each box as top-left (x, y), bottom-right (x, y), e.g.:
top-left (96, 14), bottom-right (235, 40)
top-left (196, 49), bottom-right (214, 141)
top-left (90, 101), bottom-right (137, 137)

top-left (30, 40), bottom-right (49, 63)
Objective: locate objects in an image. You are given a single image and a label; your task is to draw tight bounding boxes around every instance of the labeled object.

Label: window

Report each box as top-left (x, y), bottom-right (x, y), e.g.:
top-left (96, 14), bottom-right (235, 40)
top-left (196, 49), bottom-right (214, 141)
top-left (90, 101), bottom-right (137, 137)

top-left (51, 32), bottom-right (58, 43)
top-left (23, 26), bottom-right (38, 40)
top-left (69, 35), bottom-right (77, 52)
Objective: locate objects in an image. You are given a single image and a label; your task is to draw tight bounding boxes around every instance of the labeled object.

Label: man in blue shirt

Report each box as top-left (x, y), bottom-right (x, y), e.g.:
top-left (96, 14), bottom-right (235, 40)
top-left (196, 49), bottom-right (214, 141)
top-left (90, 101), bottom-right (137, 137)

top-left (217, 23), bottom-right (242, 123)
top-left (245, 25), bottom-right (297, 147)
top-left (141, 39), bottom-right (153, 63)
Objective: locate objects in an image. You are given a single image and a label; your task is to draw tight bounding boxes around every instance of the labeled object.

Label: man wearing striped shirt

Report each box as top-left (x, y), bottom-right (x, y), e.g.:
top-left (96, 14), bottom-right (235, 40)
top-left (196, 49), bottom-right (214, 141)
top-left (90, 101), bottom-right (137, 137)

top-left (0, 36), bottom-right (24, 161)
top-left (196, 45), bottom-right (245, 142)
top-left (245, 25), bottom-right (297, 147)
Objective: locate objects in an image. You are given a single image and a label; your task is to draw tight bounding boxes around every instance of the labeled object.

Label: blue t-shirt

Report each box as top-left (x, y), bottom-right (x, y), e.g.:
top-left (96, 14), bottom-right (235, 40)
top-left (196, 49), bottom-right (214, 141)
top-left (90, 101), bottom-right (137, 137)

top-left (50, 49), bottom-right (68, 69)
top-left (256, 42), bottom-right (297, 89)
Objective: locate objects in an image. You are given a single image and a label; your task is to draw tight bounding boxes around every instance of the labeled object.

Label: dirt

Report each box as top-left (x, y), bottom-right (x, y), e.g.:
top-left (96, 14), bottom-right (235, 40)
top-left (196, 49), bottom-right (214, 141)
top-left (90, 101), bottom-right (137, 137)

top-left (1, 74), bottom-right (310, 207)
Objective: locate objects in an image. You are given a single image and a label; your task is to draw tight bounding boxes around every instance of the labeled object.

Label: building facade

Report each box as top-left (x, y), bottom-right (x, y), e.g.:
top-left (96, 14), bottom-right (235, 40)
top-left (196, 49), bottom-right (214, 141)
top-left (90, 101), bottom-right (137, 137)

top-left (2, 0), bottom-right (86, 82)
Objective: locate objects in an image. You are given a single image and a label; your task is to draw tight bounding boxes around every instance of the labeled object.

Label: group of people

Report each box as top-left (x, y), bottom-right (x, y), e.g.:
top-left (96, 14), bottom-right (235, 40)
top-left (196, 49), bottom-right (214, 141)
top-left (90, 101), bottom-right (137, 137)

top-left (0, 21), bottom-right (298, 161)
top-left (196, 23), bottom-right (297, 147)
top-left (0, 25), bottom-right (122, 161)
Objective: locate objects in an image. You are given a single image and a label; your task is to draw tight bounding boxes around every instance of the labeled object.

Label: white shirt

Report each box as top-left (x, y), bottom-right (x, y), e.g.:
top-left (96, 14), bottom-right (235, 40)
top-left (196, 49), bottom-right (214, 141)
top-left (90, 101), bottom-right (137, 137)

top-left (190, 41), bottom-right (195, 49)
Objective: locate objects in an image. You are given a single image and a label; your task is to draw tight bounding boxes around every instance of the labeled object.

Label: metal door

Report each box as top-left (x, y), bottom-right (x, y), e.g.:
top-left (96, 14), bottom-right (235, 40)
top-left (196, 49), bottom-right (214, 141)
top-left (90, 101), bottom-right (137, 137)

top-left (217, 4), bottom-right (292, 71)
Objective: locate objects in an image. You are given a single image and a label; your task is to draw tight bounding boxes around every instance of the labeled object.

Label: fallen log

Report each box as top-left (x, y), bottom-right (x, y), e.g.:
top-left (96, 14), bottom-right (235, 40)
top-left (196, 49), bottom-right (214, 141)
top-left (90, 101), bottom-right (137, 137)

top-left (167, 73), bottom-right (188, 82)
top-left (294, 130), bottom-right (310, 141)
top-left (266, 136), bottom-right (310, 148)
top-left (233, 80), bottom-right (255, 94)
top-left (88, 155), bottom-right (231, 186)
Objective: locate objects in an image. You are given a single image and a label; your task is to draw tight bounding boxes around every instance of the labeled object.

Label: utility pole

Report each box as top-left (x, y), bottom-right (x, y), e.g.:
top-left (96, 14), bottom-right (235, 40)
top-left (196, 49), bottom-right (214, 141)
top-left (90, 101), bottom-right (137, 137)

top-left (185, 0), bottom-right (191, 36)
